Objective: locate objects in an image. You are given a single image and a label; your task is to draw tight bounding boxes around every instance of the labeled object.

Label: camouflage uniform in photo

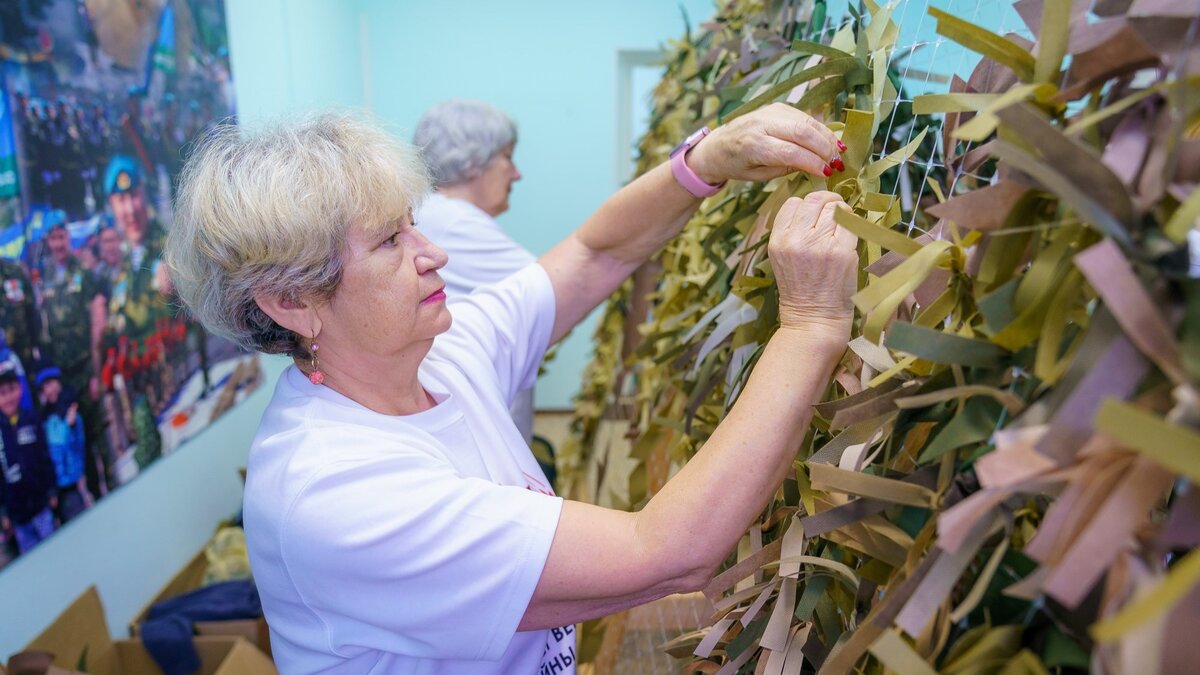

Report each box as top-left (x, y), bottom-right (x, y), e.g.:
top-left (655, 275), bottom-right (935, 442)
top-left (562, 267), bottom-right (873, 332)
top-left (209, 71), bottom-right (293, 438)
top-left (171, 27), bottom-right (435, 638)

top-left (100, 236), bottom-right (167, 469)
top-left (40, 257), bottom-right (100, 392)
top-left (102, 227), bottom-right (170, 349)
top-left (0, 258), bottom-right (41, 373)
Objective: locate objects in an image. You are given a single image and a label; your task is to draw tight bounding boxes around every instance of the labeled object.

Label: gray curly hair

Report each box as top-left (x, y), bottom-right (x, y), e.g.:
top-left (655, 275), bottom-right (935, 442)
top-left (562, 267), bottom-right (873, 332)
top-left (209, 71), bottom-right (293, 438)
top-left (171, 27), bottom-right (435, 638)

top-left (412, 99), bottom-right (517, 187)
top-left (166, 112), bottom-right (430, 358)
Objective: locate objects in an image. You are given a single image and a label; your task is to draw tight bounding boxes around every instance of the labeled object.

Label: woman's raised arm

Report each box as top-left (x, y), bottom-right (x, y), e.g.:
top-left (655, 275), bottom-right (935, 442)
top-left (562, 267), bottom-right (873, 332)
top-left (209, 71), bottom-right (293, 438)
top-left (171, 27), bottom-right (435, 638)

top-left (522, 191), bottom-right (859, 629)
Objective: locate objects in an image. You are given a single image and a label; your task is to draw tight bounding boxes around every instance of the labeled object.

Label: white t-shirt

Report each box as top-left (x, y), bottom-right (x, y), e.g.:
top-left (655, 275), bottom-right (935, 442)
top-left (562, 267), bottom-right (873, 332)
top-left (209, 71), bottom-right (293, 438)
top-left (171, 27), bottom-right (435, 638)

top-left (417, 192), bottom-right (539, 444)
top-left (244, 264), bottom-right (576, 675)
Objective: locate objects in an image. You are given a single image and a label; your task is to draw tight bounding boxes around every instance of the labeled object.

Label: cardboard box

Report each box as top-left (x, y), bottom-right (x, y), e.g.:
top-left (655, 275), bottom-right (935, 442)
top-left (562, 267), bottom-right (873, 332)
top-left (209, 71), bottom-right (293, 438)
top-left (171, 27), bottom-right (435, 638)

top-left (15, 586), bottom-right (275, 675)
top-left (130, 550), bottom-right (270, 657)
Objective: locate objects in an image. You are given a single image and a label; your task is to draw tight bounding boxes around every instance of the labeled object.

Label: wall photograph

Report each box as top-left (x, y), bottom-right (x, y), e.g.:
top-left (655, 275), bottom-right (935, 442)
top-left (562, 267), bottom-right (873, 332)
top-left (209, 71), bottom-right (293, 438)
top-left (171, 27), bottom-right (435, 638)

top-left (0, 0), bottom-right (258, 571)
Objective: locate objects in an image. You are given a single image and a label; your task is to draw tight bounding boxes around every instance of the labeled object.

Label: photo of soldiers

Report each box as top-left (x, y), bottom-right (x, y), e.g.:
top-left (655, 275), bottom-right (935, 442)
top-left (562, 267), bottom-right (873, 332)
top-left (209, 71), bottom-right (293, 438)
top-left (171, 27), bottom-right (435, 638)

top-left (0, 0), bottom-right (255, 570)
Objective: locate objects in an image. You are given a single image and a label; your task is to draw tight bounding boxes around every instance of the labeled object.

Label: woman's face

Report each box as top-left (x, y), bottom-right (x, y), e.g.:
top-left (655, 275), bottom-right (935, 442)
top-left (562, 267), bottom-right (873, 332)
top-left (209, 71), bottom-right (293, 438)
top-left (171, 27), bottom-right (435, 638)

top-left (315, 213), bottom-right (451, 367)
top-left (476, 143), bottom-right (521, 217)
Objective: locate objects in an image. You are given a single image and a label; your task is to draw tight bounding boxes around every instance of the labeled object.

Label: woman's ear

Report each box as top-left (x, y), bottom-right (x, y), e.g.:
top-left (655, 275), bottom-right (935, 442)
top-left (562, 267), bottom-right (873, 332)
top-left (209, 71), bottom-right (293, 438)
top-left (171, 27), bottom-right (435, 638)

top-left (254, 291), bottom-right (322, 338)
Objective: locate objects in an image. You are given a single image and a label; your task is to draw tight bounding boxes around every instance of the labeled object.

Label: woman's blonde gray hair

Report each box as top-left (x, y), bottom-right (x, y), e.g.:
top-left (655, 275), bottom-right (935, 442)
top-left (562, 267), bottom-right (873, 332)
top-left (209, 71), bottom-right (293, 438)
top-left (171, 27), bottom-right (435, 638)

top-left (166, 112), bottom-right (430, 357)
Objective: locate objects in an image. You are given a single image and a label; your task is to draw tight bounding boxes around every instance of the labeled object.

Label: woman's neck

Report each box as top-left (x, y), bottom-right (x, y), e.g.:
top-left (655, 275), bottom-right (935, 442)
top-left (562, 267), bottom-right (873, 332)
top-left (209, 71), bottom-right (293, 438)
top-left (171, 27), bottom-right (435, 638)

top-left (303, 346), bottom-right (435, 416)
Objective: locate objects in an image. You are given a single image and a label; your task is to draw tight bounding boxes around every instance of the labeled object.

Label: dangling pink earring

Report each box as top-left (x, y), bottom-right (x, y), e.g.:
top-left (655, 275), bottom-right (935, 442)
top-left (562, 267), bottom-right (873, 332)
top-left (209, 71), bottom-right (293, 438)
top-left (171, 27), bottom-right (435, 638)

top-left (308, 332), bottom-right (325, 385)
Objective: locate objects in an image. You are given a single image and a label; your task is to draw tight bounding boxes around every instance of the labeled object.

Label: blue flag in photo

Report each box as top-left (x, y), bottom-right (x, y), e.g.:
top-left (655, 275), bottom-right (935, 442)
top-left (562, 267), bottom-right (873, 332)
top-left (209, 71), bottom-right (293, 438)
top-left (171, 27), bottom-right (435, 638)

top-left (68, 214), bottom-right (102, 249)
top-left (0, 221), bottom-right (24, 260)
top-left (25, 207), bottom-right (67, 244)
top-left (144, 2), bottom-right (177, 93)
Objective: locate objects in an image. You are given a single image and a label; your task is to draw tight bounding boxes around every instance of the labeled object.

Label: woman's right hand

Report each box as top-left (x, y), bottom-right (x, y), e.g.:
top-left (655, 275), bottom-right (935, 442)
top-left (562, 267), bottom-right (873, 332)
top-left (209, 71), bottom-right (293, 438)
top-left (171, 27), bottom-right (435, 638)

top-left (688, 103), bottom-right (843, 184)
top-left (769, 192), bottom-right (859, 340)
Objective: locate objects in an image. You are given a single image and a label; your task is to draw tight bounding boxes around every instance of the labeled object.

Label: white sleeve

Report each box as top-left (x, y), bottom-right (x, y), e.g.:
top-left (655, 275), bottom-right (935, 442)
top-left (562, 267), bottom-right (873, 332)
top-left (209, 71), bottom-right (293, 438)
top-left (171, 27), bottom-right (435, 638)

top-left (280, 448), bottom-right (563, 661)
top-left (441, 263), bottom-right (555, 403)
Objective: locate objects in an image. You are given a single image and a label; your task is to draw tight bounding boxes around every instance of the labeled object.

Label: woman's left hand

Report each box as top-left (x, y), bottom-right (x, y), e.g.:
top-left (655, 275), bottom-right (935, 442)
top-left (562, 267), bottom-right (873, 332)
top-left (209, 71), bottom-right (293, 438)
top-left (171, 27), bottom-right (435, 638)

top-left (688, 103), bottom-right (843, 183)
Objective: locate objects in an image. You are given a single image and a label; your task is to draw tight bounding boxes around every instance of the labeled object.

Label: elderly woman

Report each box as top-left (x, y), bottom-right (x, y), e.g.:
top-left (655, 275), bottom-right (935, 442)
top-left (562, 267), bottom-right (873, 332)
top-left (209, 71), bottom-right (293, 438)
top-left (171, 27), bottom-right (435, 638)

top-left (166, 104), bottom-right (856, 674)
top-left (412, 99), bottom-right (538, 442)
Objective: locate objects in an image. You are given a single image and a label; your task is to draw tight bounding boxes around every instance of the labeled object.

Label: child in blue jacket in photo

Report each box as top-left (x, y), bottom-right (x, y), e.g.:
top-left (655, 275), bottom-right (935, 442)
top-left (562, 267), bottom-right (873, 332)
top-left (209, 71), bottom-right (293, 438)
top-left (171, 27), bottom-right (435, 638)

top-left (37, 365), bottom-right (93, 523)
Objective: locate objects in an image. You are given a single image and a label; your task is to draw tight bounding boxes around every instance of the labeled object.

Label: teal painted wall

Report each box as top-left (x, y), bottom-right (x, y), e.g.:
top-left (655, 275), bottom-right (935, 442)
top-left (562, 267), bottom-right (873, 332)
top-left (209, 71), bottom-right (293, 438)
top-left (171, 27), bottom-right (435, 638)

top-left (228, 0), bottom-right (363, 120)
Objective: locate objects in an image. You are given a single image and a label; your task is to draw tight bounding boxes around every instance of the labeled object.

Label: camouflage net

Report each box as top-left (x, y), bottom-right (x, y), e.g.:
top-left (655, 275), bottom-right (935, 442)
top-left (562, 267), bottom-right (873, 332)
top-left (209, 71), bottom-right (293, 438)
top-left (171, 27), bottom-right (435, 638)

top-left (561, 0), bottom-right (1200, 672)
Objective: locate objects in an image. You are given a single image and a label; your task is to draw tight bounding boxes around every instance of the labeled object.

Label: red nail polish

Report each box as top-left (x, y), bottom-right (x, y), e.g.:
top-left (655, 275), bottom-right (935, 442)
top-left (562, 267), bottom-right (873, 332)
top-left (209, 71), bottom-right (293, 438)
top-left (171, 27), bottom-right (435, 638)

top-left (822, 164), bottom-right (833, 177)
top-left (831, 158), bottom-right (845, 172)
top-left (837, 140), bottom-right (847, 152)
